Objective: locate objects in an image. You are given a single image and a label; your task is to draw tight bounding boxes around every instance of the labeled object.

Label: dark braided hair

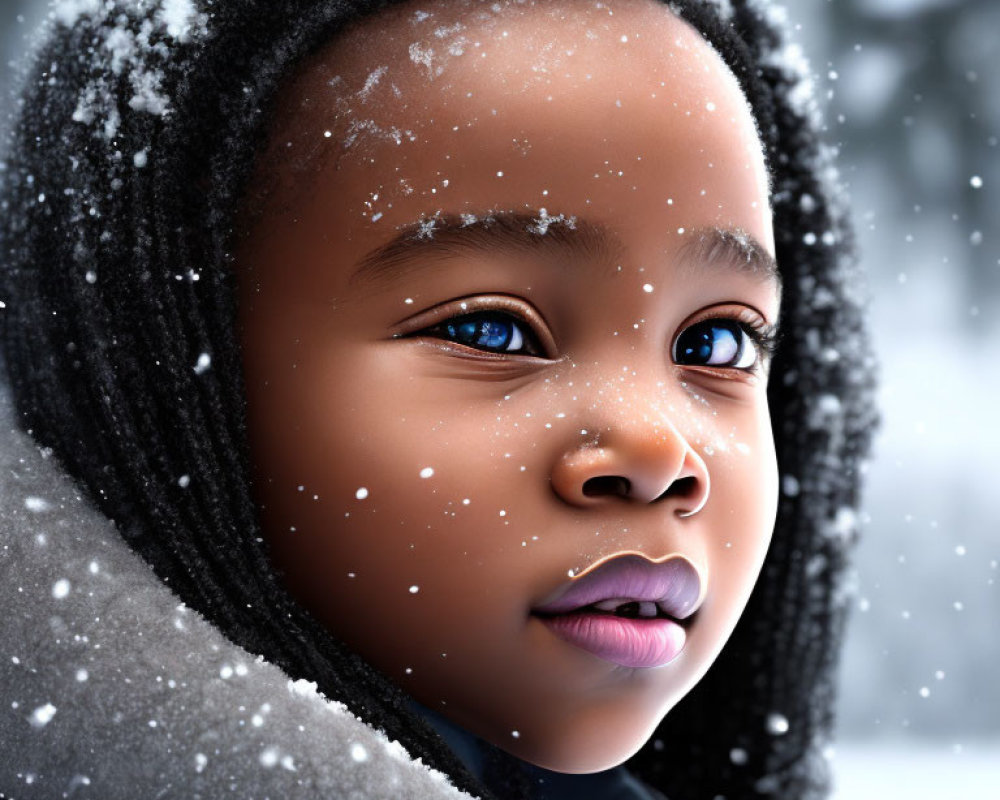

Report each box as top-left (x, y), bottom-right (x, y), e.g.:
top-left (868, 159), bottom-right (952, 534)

top-left (0, 1), bottom-right (877, 798)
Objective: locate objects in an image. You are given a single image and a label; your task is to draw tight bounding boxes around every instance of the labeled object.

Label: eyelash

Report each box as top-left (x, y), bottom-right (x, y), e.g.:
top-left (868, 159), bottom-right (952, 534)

top-left (408, 302), bottom-right (777, 372)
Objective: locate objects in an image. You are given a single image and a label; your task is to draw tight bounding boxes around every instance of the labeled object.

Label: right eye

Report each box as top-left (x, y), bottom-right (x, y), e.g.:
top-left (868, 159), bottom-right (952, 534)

top-left (672, 318), bottom-right (760, 370)
top-left (422, 311), bottom-right (546, 356)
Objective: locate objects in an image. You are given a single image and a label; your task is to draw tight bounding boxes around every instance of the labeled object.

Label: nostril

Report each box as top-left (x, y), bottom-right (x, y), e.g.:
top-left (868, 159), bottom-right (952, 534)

top-left (657, 476), bottom-right (698, 502)
top-left (582, 475), bottom-right (631, 498)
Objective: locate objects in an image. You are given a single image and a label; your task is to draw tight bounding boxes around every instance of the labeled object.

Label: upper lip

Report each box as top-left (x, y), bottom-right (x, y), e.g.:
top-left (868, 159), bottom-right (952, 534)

top-left (532, 554), bottom-right (703, 620)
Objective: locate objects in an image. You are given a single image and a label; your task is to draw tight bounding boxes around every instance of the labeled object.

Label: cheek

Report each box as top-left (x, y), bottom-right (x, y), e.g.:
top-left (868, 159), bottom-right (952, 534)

top-left (247, 346), bottom-right (547, 660)
top-left (684, 402), bottom-right (778, 664)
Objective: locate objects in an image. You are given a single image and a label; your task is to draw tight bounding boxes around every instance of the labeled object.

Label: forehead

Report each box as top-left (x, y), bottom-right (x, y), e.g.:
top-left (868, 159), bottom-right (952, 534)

top-left (251, 0), bottom-right (772, 259)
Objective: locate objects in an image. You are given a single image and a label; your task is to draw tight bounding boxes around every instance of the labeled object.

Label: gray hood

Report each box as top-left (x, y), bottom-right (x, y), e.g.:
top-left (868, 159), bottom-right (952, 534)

top-left (0, 383), bottom-right (471, 800)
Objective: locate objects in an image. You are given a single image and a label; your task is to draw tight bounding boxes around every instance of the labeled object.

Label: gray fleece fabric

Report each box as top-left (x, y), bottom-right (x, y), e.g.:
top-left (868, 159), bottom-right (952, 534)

top-left (0, 384), bottom-right (472, 800)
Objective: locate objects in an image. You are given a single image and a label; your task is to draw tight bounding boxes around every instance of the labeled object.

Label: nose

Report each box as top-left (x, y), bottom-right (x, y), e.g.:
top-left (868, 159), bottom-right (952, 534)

top-left (550, 418), bottom-right (710, 516)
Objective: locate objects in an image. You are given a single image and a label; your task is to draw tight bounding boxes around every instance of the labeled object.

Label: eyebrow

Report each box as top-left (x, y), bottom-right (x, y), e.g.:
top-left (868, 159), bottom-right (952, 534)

top-left (350, 211), bottom-right (780, 293)
top-left (675, 226), bottom-right (782, 294)
top-left (350, 211), bottom-right (620, 287)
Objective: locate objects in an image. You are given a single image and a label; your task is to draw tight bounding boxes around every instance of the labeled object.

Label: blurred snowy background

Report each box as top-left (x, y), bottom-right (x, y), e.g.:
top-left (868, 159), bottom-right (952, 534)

top-left (1, 0), bottom-right (997, 796)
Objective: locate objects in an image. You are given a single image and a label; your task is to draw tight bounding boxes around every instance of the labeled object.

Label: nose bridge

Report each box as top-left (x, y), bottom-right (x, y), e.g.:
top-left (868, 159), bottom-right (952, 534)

top-left (549, 361), bottom-right (710, 513)
top-left (575, 359), bottom-right (691, 444)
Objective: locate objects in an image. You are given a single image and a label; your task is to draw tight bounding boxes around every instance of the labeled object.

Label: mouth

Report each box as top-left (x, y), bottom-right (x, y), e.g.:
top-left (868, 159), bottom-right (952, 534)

top-left (531, 555), bottom-right (702, 669)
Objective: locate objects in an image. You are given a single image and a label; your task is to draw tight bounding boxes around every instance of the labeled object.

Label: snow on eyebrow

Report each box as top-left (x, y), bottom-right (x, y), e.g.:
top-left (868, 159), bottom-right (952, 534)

top-left (349, 210), bottom-right (620, 288)
top-left (677, 227), bottom-right (782, 292)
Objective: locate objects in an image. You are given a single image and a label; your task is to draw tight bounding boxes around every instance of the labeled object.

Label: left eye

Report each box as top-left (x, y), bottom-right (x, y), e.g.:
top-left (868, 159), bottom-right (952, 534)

top-left (426, 312), bottom-right (543, 356)
top-left (672, 319), bottom-right (758, 370)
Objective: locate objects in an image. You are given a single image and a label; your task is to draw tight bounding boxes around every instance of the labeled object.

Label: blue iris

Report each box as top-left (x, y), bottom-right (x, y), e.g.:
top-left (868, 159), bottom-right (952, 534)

top-left (674, 320), bottom-right (745, 367)
top-left (445, 314), bottom-right (519, 351)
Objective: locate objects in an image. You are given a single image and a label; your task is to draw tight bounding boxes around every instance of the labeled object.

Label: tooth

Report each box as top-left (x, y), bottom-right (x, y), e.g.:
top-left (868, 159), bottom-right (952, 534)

top-left (594, 599), bottom-right (627, 612)
top-left (639, 601), bottom-right (658, 618)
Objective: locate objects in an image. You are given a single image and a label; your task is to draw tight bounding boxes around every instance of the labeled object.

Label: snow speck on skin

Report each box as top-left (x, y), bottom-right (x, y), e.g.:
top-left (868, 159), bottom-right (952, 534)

top-left (408, 42), bottom-right (436, 76)
top-left (355, 487), bottom-right (369, 500)
top-left (419, 467), bottom-right (434, 479)
top-left (29, 703), bottom-right (57, 729)
top-left (358, 66), bottom-right (388, 99)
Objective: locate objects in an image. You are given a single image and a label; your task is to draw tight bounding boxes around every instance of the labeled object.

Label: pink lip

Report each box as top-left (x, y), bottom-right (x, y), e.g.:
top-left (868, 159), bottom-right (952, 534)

top-left (537, 614), bottom-right (687, 669)
top-left (532, 555), bottom-right (702, 669)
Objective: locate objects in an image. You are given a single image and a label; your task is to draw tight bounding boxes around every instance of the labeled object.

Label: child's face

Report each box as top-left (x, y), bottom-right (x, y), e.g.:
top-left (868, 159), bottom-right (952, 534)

top-left (236, 0), bottom-right (779, 773)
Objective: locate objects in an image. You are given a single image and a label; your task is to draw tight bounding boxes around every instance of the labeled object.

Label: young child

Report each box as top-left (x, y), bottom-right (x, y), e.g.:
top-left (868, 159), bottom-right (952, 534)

top-left (0, 1), bottom-right (876, 798)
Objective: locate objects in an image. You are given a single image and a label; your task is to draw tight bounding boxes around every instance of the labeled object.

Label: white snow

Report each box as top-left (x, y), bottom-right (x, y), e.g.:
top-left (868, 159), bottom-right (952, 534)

top-left (355, 487), bottom-right (369, 500)
top-left (408, 42), bottom-right (435, 75)
top-left (358, 66), bottom-right (388, 99)
top-left (419, 467), bottom-right (434, 479)
top-left (51, 0), bottom-right (101, 27)
top-left (287, 678), bottom-right (319, 698)
top-left (24, 496), bottom-right (52, 512)
top-left (350, 742), bottom-right (369, 763)
top-left (64, 0), bottom-right (210, 143)
top-left (128, 69), bottom-right (170, 115)
top-left (29, 703), bottom-right (57, 728)
top-left (52, 578), bottom-right (71, 599)
top-left (158, 0), bottom-right (203, 43)
top-left (766, 712), bottom-right (790, 735)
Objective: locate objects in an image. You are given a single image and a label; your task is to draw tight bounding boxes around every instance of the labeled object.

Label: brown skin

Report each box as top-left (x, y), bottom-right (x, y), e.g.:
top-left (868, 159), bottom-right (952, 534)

top-left (235, 0), bottom-right (780, 773)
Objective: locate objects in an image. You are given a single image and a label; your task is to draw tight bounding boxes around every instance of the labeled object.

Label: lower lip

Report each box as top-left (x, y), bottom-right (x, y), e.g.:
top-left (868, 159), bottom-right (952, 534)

top-left (536, 613), bottom-right (687, 669)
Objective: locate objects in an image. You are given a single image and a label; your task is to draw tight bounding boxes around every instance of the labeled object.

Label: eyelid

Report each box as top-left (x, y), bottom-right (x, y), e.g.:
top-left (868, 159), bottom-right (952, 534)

top-left (392, 294), bottom-right (559, 359)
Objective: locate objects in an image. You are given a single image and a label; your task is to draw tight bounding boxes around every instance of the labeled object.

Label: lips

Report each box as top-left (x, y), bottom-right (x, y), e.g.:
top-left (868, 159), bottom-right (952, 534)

top-left (532, 555), bottom-right (702, 669)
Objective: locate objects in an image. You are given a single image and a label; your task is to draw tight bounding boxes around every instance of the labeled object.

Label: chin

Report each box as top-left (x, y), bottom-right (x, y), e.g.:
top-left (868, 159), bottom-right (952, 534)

top-left (486, 688), bottom-right (683, 775)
